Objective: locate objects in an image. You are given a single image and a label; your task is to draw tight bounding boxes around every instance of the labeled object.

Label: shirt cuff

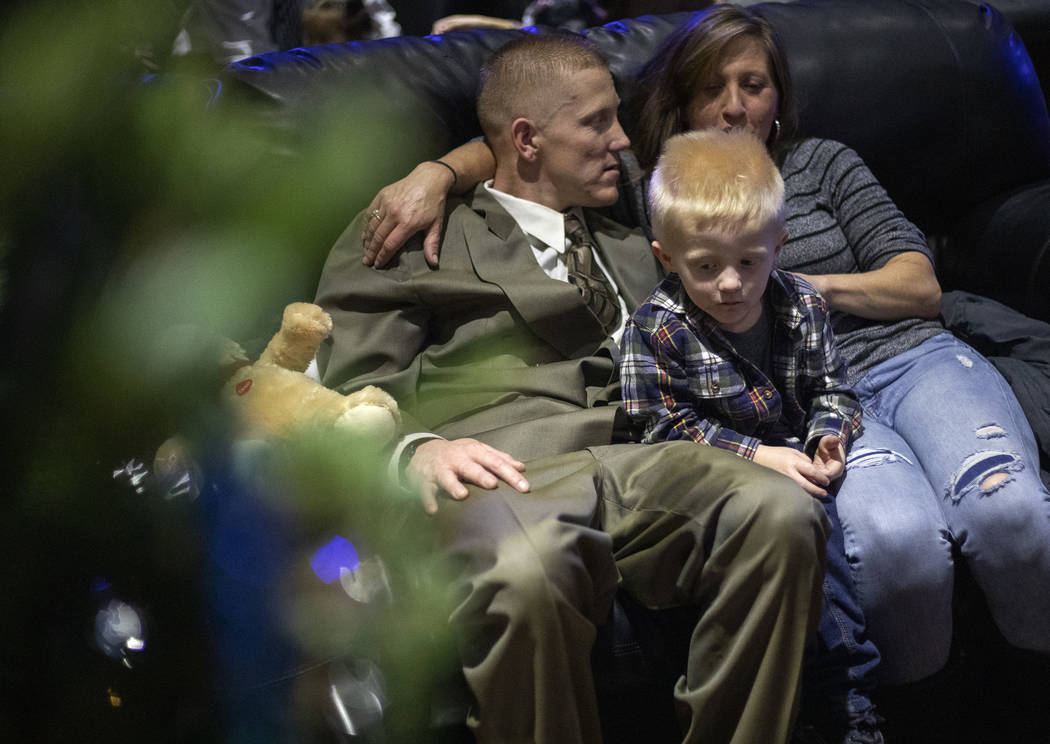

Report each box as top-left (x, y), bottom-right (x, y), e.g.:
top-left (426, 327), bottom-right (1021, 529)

top-left (388, 432), bottom-right (443, 487)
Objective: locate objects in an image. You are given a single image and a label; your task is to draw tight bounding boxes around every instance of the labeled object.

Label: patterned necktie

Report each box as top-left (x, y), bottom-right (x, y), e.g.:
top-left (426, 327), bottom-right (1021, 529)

top-left (563, 211), bottom-right (622, 335)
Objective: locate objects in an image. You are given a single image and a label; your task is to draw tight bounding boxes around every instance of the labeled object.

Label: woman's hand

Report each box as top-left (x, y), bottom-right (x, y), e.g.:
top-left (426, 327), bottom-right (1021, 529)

top-left (754, 443), bottom-right (831, 497)
top-left (363, 160), bottom-right (453, 269)
top-left (362, 141), bottom-right (497, 268)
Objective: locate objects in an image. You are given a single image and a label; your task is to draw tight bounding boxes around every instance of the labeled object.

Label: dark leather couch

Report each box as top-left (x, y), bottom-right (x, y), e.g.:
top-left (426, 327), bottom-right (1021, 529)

top-left (221, 0), bottom-right (1050, 324)
top-left (216, 2), bottom-right (1050, 741)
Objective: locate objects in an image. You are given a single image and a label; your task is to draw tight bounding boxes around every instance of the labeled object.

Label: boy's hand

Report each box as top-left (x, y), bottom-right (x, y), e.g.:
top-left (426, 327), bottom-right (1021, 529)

top-left (812, 435), bottom-right (846, 481)
top-left (754, 444), bottom-right (831, 497)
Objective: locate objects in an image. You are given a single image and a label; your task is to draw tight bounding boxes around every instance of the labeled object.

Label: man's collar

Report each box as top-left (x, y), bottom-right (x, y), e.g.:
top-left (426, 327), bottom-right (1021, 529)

top-left (484, 181), bottom-right (576, 252)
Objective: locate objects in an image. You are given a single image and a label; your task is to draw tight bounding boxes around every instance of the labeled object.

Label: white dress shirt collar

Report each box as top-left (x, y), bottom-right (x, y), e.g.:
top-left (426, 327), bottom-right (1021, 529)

top-left (484, 181), bottom-right (579, 252)
top-left (482, 181), bottom-right (628, 343)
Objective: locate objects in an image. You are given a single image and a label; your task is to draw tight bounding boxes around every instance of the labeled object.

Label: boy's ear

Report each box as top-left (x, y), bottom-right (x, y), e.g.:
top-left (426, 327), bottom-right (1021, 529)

top-left (511, 117), bottom-right (540, 161)
top-left (651, 240), bottom-right (675, 271)
top-left (775, 228), bottom-right (787, 257)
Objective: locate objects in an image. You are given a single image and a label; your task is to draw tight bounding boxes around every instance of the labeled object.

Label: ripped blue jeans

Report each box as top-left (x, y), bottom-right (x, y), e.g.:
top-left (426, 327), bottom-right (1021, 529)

top-left (835, 333), bottom-right (1050, 685)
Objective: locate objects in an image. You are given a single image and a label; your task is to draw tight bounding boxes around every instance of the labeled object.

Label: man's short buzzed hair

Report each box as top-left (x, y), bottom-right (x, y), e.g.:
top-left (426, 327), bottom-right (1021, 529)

top-left (477, 33), bottom-right (610, 143)
top-left (649, 129), bottom-right (785, 245)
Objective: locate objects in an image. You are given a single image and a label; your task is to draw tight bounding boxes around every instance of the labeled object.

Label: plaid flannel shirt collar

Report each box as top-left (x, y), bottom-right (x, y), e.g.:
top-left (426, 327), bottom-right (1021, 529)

top-left (653, 270), bottom-right (806, 345)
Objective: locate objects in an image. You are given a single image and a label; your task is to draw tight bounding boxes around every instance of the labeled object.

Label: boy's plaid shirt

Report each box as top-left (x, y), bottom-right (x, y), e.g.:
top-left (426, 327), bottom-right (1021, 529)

top-left (619, 270), bottom-right (862, 459)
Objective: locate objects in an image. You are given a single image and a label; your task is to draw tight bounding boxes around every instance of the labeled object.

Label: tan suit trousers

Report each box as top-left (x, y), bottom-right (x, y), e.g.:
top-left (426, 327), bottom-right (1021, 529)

top-left (433, 440), bottom-right (830, 744)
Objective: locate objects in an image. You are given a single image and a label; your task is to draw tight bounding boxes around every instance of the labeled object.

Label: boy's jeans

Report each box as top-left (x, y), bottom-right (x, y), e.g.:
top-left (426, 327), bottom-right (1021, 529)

top-left (801, 493), bottom-right (881, 721)
top-left (766, 440), bottom-right (880, 721)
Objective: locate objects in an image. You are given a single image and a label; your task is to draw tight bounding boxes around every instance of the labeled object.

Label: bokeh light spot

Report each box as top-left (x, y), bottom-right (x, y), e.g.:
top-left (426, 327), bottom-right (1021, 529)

top-left (311, 535), bottom-right (359, 584)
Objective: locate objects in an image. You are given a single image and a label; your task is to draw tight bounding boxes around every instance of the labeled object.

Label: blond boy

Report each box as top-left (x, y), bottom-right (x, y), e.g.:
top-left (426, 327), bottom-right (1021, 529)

top-left (620, 130), bottom-right (885, 743)
top-left (621, 129), bottom-right (860, 492)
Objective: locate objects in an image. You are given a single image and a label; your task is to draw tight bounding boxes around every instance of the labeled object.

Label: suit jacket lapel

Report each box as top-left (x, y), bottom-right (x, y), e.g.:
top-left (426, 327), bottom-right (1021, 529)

top-left (466, 188), bottom-right (608, 359)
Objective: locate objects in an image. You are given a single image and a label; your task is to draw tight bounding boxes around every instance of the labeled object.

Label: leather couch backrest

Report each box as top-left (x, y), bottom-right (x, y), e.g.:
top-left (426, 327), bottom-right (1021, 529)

top-left (221, 0), bottom-right (1050, 237)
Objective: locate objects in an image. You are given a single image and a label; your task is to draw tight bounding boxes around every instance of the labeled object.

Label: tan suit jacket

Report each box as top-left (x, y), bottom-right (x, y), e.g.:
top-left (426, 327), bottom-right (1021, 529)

top-left (315, 184), bottom-right (663, 462)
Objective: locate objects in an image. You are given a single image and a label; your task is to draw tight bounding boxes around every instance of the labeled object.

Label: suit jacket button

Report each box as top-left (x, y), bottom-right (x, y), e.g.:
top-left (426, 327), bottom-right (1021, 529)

top-left (763, 388), bottom-right (773, 399)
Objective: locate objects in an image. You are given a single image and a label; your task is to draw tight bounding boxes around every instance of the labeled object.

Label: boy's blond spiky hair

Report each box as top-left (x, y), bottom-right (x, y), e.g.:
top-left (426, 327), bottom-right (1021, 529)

top-left (649, 129), bottom-right (785, 245)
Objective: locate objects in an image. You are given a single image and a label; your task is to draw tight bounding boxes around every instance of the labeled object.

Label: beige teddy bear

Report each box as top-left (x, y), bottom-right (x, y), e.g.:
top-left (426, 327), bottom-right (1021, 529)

top-left (222, 302), bottom-right (400, 442)
top-left (152, 303), bottom-right (400, 495)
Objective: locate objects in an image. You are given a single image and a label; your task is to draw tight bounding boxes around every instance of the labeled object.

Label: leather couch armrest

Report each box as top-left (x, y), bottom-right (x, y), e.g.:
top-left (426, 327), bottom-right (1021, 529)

top-left (942, 180), bottom-right (1050, 323)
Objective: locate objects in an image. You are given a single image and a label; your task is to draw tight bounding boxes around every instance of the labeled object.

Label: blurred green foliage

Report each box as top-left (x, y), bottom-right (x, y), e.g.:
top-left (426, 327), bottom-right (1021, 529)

top-left (1, 2), bottom-right (453, 741)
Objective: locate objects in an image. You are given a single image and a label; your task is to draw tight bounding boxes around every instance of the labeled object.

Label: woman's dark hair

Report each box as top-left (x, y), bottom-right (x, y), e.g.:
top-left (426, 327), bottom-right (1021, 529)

top-left (630, 4), bottom-right (796, 172)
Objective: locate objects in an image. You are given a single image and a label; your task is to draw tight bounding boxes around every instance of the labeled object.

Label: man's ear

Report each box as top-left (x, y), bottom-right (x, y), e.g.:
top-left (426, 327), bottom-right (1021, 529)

top-left (651, 240), bottom-right (675, 272)
top-left (511, 117), bottom-right (540, 161)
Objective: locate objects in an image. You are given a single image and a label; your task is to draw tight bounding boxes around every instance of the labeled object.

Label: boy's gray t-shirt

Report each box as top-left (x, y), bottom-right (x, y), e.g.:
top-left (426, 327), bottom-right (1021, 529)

top-left (721, 302), bottom-right (796, 445)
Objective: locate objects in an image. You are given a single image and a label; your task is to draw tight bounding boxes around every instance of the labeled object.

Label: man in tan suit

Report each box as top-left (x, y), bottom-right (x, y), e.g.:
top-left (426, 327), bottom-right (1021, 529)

top-left (316, 34), bottom-right (829, 744)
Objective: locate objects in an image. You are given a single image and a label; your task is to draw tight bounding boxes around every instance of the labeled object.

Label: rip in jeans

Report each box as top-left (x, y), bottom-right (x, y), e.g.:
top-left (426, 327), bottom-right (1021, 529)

top-left (846, 448), bottom-right (914, 470)
top-left (975, 424), bottom-right (1007, 439)
top-left (944, 450), bottom-right (1024, 503)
